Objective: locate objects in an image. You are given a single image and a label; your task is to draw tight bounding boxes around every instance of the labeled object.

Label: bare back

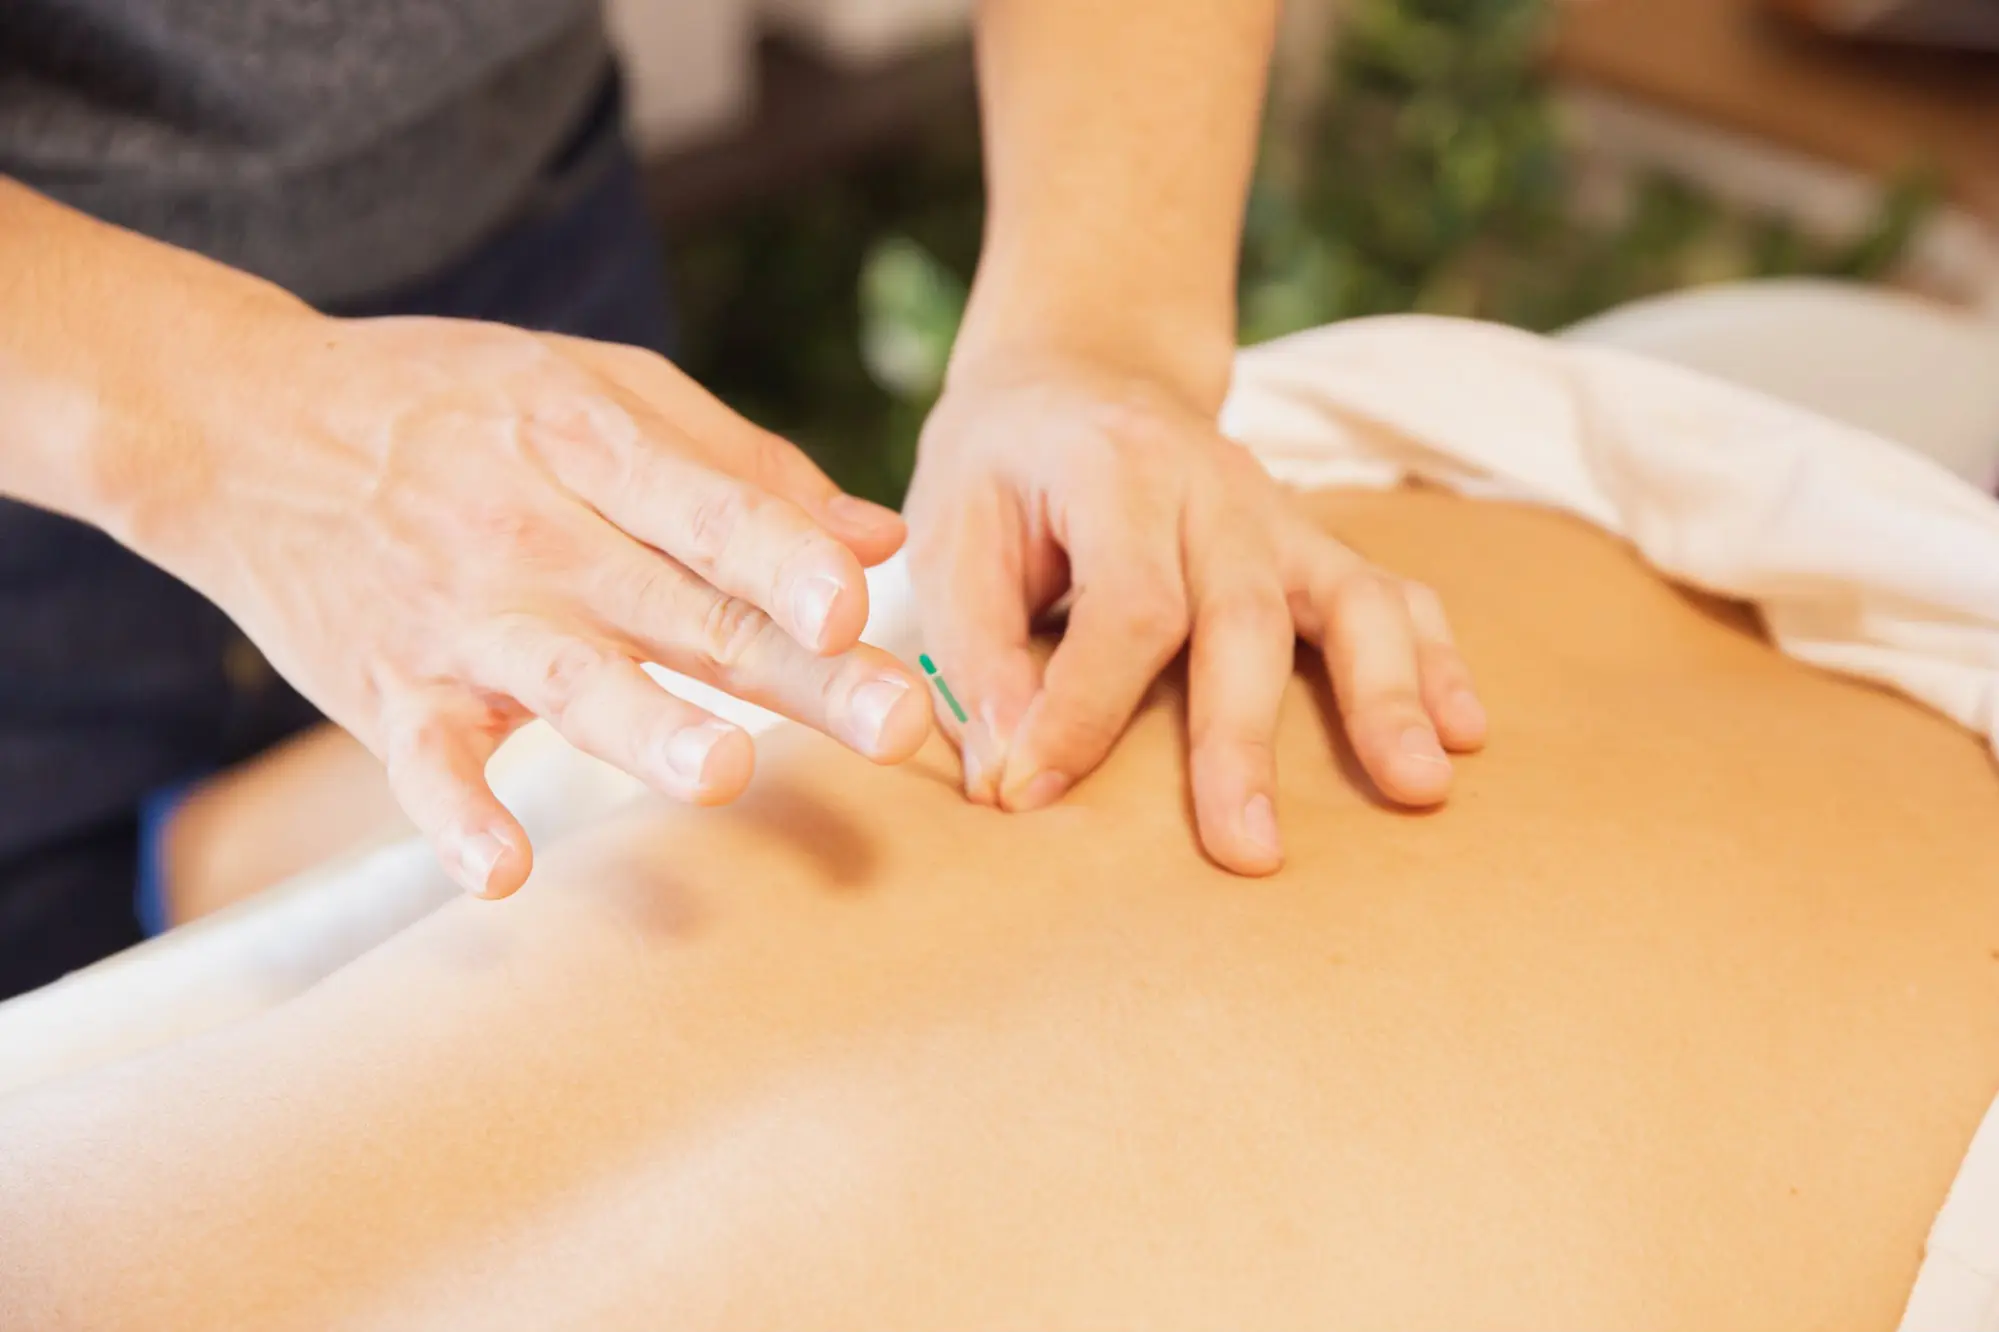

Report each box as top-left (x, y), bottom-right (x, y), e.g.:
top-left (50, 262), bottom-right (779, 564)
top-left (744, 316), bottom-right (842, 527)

top-left (3, 490), bottom-right (1996, 1328)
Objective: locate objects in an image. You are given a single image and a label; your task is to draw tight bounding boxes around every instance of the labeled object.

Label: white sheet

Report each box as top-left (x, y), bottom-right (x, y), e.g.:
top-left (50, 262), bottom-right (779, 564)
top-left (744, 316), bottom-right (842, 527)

top-left (1225, 315), bottom-right (1999, 754)
top-left (3, 315), bottom-right (1996, 1325)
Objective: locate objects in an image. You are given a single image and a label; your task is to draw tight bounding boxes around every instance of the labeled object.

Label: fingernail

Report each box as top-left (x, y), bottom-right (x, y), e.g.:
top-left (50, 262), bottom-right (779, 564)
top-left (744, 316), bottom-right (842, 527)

top-left (449, 828), bottom-right (508, 895)
top-left (1399, 725), bottom-right (1451, 768)
top-left (1446, 689), bottom-right (1487, 737)
top-left (790, 573), bottom-right (844, 650)
top-left (661, 720), bottom-right (735, 787)
top-left (828, 493), bottom-right (899, 530)
top-left (1007, 769), bottom-right (1070, 812)
top-left (846, 676), bottom-right (911, 755)
top-left (1242, 792), bottom-right (1282, 858)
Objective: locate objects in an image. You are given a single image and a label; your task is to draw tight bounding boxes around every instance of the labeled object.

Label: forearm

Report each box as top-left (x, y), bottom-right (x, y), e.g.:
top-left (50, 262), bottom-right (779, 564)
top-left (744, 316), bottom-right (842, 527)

top-left (955, 0), bottom-right (1279, 409)
top-left (0, 176), bottom-right (305, 546)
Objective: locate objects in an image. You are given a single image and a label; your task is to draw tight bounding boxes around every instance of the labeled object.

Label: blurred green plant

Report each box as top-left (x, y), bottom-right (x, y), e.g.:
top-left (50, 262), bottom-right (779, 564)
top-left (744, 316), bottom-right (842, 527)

top-left (1233, 0), bottom-right (1937, 339)
top-left (673, 0), bottom-right (1936, 506)
top-left (666, 110), bottom-right (984, 505)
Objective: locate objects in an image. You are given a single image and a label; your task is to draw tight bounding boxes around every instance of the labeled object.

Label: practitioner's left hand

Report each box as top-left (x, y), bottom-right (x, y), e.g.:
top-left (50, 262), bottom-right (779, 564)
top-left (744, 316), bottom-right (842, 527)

top-left (905, 352), bottom-right (1489, 876)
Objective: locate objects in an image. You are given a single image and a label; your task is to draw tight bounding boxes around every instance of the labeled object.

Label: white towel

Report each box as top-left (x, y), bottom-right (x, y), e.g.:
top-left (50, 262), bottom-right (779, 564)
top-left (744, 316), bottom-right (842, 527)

top-left (4, 318), bottom-right (1997, 1322)
top-left (1221, 315), bottom-right (1999, 756)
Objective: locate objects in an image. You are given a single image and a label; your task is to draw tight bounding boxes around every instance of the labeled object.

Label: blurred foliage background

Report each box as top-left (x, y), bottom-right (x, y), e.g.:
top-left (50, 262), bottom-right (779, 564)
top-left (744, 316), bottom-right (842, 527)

top-left (668, 0), bottom-right (1934, 507)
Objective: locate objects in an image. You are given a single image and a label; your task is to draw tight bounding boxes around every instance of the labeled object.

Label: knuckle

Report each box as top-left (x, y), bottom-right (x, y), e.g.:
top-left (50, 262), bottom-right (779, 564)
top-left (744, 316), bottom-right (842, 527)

top-left (1089, 392), bottom-right (1177, 453)
top-left (600, 341), bottom-right (668, 379)
top-left (532, 639), bottom-right (609, 723)
top-left (748, 428), bottom-right (809, 494)
top-left (1350, 688), bottom-right (1428, 726)
top-left (458, 498), bottom-right (582, 573)
top-left (1195, 727), bottom-right (1277, 771)
top-left (1403, 579), bottom-right (1446, 619)
top-left (699, 593), bottom-right (774, 670)
top-left (610, 345), bottom-right (691, 401)
top-left (614, 558), bottom-right (685, 627)
top-left (822, 654), bottom-right (875, 712)
top-left (1100, 423), bottom-right (1156, 471)
top-left (1115, 582), bottom-right (1191, 645)
top-left (1208, 585), bottom-right (1292, 640)
top-left (1419, 641), bottom-right (1473, 688)
top-left (682, 486), bottom-right (750, 569)
top-left (1404, 580), bottom-right (1459, 648)
top-left (773, 528), bottom-right (838, 587)
top-left (1330, 567), bottom-right (1399, 618)
top-left (391, 713), bottom-right (454, 768)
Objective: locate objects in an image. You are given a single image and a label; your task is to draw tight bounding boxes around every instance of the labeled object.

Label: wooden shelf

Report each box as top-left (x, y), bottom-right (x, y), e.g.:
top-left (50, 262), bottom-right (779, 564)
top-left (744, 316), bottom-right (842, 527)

top-left (1549, 0), bottom-right (1999, 221)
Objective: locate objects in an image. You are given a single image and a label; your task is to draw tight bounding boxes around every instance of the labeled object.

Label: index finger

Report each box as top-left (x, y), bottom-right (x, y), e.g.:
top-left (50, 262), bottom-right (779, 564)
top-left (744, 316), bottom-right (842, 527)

top-left (1185, 529), bottom-right (1294, 877)
top-left (592, 443), bottom-right (874, 659)
top-left (546, 335), bottom-right (908, 566)
top-left (1313, 564), bottom-right (1455, 806)
top-left (996, 521), bottom-right (1190, 812)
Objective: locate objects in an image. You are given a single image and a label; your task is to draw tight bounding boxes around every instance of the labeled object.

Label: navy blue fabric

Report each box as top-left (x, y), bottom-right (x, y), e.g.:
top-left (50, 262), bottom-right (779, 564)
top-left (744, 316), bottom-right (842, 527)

top-left (134, 774), bottom-right (202, 939)
top-left (0, 74), bottom-right (676, 998)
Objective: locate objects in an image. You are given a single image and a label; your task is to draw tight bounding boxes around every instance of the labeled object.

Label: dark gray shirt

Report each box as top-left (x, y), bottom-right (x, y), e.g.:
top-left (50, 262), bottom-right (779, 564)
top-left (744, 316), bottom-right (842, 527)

top-left (0, 0), bottom-right (609, 304)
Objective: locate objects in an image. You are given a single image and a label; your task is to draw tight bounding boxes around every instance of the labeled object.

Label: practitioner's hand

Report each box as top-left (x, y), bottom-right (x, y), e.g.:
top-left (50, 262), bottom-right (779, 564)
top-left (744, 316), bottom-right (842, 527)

top-left (124, 311), bottom-right (932, 898)
top-left (905, 353), bottom-right (1488, 875)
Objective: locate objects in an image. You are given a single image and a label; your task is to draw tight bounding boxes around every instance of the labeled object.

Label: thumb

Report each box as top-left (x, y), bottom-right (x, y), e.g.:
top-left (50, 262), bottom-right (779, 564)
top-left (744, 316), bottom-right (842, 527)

top-left (909, 493), bottom-right (1042, 804)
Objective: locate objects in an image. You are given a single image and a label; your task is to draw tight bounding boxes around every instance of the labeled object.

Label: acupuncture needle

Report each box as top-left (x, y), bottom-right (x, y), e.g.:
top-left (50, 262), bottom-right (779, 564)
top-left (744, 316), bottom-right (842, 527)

top-left (918, 653), bottom-right (968, 724)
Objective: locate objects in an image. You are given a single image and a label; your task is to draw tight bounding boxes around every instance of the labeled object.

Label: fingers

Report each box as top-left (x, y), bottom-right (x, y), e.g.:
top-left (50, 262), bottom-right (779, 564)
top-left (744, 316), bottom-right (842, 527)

top-left (906, 488), bottom-right (1042, 803)
top-left (589, 452), bottom-right (876, 657)
top-left (1403, 578), bottom-right (1488, 751)
top-left (482, 620), bottom-right (759, 809)
top-left (997, 518), bottom-right (1190, 813)
top-left (528, 340), bottom-right (931, 758)
top-left (379, 688), bottom-right (533, 899)
top-left (1308, 558), bottom-right (1477, 807)
top-left (548, 334), bottom-right (907, 566)
top-left (727, 423), bottom-right (907, 568)
top-left (1186, 529), bottom-right (1295, 876)
top-left (591, 548), bottom-right (931, 765)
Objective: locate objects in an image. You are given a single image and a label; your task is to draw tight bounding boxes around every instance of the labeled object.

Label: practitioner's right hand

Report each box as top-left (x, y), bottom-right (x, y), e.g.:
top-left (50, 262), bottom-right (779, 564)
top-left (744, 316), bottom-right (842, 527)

top-left (114, 306), bottom-right (932, 898)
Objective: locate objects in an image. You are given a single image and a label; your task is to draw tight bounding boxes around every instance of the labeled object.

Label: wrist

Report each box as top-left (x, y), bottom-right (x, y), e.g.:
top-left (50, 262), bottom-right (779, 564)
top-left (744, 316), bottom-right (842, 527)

top-left (89, 265), bottom-right (314, 570)
top-left (948, 266), bottom-right (1237, 418)
top-left (948, 319), bottom-right (1237, 420)
top-left (0, 178), bottom-right (312, 560)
